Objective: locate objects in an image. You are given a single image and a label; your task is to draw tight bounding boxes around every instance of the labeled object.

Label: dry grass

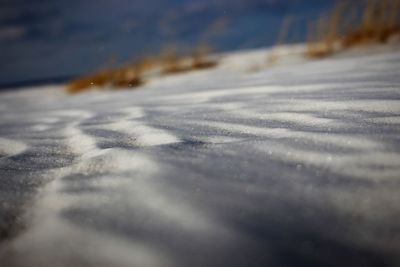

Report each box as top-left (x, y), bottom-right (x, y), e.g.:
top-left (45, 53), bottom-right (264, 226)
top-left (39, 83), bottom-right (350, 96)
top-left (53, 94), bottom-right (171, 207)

top-left (160, 45), bottom-right (217, 74)
top-left (66, 45), bottom-right (217, 94)
top-left (267, 16), bottom-right (293, 64)
top-left (66, 69), bottom-right (117, 94)
top-left (66, 66), bottom-right (143, 94)
top-left (306, 0), bottom-right (400, 58)
top-left (190, 45), bottom-right (218, 70)
top-left (160, 48), bottom-right (186, 74)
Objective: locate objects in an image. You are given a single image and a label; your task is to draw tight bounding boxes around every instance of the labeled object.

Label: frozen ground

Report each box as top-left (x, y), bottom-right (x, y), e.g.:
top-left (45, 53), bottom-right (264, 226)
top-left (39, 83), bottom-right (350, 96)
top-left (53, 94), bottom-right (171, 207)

top-left (0, 46), bottom-right (400, 267)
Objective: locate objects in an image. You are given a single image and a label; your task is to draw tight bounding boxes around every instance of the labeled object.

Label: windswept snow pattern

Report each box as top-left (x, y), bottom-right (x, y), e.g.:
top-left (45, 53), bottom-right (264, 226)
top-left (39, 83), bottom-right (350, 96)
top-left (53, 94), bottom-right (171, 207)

top-left (1, 49), bottom-right (400, 267)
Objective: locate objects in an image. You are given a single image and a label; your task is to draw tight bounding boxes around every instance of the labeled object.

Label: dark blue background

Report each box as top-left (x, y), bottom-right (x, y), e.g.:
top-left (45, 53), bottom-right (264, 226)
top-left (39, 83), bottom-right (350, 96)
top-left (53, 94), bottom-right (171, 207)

top-left (0, 0), bottom-right (335, 87)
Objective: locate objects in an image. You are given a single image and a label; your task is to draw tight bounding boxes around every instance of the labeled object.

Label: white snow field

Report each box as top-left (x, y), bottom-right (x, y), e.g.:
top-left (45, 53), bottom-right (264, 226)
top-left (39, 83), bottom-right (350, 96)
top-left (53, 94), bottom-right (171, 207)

top-left (1, 45), bottom-right (400, 267)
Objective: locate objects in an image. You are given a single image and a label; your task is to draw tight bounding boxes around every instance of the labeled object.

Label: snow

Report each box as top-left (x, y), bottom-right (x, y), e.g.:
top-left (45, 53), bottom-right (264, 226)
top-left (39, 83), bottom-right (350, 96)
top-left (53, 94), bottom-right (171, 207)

top-left (1, 45), bottom-right (400, 267)
top-left (0, 138), bottom-right (27, 156)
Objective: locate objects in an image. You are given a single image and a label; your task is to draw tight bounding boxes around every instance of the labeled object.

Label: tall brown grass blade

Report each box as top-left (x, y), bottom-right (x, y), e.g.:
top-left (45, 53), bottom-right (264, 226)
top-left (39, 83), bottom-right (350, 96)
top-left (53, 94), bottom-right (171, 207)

top-left (306, 0), bottom-right (400, 58)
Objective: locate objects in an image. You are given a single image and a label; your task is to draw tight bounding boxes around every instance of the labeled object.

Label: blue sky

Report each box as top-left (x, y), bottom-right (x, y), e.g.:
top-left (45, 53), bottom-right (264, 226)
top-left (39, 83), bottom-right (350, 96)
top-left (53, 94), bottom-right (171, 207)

top-left (0, 0), bottom-right (334, 87)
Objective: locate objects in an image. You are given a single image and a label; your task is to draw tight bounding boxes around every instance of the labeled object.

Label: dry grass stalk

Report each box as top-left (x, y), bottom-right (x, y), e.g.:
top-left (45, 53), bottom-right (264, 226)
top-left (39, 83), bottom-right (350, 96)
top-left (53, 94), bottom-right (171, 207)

top-left (161, 45), bottom-right (217, 74)
top-left (160, 47), bottom-right (185, 74)
top-left (306, 0), bottom-right (400, 58)
top-left (66, 65), bottom-right (143, 94)
top-left (66, 44), bottom-right (218, 94)
top-left (190, 45), bottom-right (217, 70)
top-left (267, 16), bottom-right (292, 64)
top-left (66, 70), bottom-right (116, 94)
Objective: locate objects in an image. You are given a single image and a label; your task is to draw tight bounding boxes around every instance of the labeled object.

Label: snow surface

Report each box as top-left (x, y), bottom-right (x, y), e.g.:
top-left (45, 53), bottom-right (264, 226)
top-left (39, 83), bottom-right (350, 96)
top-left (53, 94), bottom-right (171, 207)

top-left (1, 45), bottom-right (400, 267)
